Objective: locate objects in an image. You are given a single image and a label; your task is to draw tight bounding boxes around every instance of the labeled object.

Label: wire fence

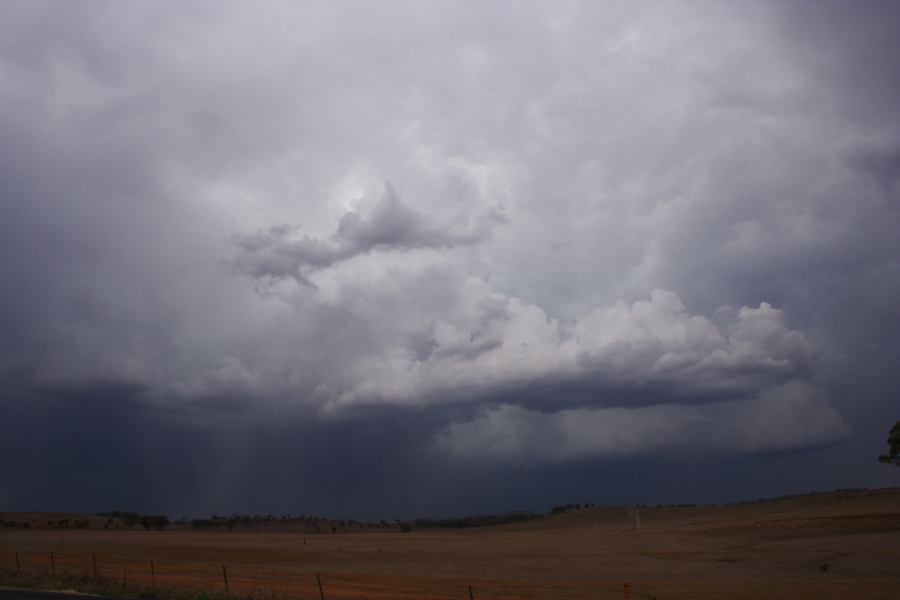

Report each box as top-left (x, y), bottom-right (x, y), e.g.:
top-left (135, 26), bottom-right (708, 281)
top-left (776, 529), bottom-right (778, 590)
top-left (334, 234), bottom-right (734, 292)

top-left (1, 549), bottom-right (658, 600)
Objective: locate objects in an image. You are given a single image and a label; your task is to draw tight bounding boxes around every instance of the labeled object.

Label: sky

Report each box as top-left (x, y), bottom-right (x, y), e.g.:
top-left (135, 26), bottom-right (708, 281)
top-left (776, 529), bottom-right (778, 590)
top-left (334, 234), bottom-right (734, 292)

top-left (1, 0), bottom-right (899, 520)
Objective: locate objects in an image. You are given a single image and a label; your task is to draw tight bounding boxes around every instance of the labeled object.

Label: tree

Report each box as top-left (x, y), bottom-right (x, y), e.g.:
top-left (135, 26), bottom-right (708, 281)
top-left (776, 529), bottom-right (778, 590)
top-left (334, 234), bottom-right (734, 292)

top-left (139, 515), bottom-right (170, 530)
top-left (878, 420), bottom-right (900, 467)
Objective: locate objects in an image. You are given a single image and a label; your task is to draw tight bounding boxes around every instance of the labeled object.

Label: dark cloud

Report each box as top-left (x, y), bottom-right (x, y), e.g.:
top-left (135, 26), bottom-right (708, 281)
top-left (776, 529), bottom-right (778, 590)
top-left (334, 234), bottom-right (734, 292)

top-left (1, 0), bottom-right (899, 517)
top-left (771, 0), bottom-right (900, 127)
top-left (845, 142), bottom-right (900, 192)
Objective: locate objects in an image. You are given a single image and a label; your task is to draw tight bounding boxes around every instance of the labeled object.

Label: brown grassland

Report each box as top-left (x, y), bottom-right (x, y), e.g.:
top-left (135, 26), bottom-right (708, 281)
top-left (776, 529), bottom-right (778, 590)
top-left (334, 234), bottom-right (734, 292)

top-left (2, 488), bottom-right (899, 600)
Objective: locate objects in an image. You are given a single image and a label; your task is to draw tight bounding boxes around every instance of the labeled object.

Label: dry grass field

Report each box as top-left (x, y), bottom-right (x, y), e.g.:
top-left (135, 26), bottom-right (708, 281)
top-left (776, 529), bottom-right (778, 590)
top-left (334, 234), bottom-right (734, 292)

top-left (2, 489), bottom-right (900, 600)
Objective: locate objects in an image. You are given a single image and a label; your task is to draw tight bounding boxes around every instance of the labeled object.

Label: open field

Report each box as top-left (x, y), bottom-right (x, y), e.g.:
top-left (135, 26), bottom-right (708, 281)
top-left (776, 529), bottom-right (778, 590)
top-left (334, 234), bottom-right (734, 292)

top-left (2, 489), bottom-right (900, 600)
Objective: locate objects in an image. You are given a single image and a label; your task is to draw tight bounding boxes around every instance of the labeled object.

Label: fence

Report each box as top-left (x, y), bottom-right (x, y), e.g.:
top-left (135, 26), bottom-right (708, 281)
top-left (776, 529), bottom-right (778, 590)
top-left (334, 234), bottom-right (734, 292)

top-left (2, 549), bottom-right (656, 600)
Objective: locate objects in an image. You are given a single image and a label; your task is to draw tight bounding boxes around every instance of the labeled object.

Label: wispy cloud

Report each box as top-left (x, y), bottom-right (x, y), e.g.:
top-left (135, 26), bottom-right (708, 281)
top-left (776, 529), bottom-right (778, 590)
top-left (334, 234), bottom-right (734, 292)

top-left (232, 184), bottom-right (505, 285)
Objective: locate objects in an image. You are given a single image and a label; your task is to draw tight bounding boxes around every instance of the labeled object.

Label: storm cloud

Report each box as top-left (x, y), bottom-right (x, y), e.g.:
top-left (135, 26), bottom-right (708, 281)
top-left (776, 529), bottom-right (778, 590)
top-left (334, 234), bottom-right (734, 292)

top-left (1, 0), bottom-right (898, 517)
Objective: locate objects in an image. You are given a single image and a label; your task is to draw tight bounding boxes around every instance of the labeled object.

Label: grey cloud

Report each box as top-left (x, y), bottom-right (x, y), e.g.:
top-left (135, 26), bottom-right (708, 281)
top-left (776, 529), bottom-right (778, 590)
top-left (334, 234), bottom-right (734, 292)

top-left (845, 142), bottom-right (900, 192)
top-left (437, 382), bottom-right (851, 465)
top-left (1, 0), bottom-right (898, 516)
top-left (232, 184), bottom-right (504, 285)
top-left (771, 0), bottom-right (900, 127)
top-left (312, 282), bottom-right (815, 415)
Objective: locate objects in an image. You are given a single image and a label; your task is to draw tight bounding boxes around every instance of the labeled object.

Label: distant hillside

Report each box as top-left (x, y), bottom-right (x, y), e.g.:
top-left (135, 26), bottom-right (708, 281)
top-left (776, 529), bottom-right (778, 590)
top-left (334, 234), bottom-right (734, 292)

top-left (499, 487), bottom-right (900, 534)
top-left (4, 488), bottom-right (897, 534)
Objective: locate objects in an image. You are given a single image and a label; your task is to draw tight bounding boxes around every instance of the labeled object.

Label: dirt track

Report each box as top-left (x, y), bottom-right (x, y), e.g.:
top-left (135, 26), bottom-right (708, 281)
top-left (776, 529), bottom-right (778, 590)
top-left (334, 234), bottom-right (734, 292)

top-left (2, 489), bottom-right (899, 600)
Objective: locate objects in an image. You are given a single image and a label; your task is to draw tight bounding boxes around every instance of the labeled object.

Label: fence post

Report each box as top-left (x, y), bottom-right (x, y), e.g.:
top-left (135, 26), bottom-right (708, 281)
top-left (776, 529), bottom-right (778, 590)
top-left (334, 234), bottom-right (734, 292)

top-left (15, 552), bottom-right (20, 573)
top-left (468, 584), bottom-right (475, 600)
top-left (92, 554), bottom-right (98, 578)
top-left (151, 559), bottom-right (156, 585)
top-left (316, 573), bottom-right (326, 600)
top-left (222, 565), bottom-right (229, 593)
top-left (50, 552), bottom-right (55, 574)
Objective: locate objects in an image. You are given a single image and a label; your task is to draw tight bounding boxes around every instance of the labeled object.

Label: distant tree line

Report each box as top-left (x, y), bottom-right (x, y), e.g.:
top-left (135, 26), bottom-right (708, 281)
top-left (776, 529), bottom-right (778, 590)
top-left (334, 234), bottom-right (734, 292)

top-left (187, 513), bottom-right (398, 532)
top-left (0, 519), bottom-right (30, 529)
top-left (96, 510), bottom-right (169, 530)
top-left (549, 503), bottom-right (595, 515)
top-left (97, 510), bottom-right (140, 528)
top-left (139, 515), bottom-right (170, 530)
top-left (414, 511), bottom-right (541, 529)
top-left (190, 516), bottom-right (242, 530)
top-left (3, 518), bottom-right (95, 529)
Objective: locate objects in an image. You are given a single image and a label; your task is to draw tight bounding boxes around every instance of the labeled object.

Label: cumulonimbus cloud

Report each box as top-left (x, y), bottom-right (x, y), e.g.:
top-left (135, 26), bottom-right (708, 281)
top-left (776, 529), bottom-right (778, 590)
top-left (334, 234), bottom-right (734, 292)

top-left (3, 0), bottom-right (887, 489)
top-left (228, 247), bottom-right (840, 460)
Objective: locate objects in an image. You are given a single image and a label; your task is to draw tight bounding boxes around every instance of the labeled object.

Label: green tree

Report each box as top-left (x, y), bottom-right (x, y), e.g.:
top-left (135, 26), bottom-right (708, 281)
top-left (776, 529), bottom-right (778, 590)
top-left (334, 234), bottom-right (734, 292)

top-left (878, 421), bottom-right (900, 467)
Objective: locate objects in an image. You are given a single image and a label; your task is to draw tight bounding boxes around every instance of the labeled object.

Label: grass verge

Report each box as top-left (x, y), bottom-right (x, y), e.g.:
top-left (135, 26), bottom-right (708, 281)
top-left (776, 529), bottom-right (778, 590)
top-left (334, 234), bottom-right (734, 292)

top-left (0, 569), bottom-right (310, 600)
